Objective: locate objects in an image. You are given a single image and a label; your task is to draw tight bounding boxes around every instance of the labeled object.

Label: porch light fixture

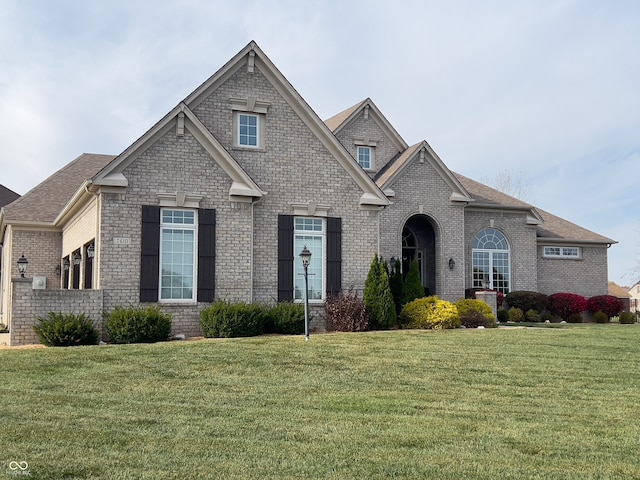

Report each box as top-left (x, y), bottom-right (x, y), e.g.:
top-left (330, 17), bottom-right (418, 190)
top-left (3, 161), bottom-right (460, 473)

top-left (448, 258), bottom-right (455, 270)
top-left (299, 245), bottom-right (312, 342)
top-left (73, 251), bottom-right (82, 266)
top-left (55, 264), bottom-right (62, 276)
top-left (17, 254), bottom-right (28, 278)
top-left (63, 258), bottom-right (70, 271)
top-left (86, 244), bottom-right (95, 258)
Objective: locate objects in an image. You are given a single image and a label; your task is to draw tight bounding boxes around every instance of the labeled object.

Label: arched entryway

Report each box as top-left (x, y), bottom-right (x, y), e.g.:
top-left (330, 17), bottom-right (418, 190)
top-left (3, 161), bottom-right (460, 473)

top-left (402, 215), bottom-right (437, 296)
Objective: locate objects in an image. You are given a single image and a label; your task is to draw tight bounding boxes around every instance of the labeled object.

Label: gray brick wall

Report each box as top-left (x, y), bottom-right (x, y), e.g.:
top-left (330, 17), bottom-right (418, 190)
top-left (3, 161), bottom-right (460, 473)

top-left (537, 245), bottom-right (608, 297)
top-left (97, 61), bottom-right (379, 336)
top-left (10, 279), bottom-right (103, 346)
top-left (379, 155), bottom-right (466, 302)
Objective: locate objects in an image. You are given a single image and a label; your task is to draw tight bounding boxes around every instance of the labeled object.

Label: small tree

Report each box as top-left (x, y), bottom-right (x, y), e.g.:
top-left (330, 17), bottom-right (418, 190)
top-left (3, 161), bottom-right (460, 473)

top-left (363, 254), bottom-right (396, 329)
top-left (401, 259), bottom-right (425, 306)
top-left (388, 258), bottom-right (404, 315)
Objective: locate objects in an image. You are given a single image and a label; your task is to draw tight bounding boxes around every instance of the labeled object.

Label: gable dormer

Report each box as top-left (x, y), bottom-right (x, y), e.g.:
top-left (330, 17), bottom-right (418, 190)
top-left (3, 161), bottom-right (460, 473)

top-left (325, 98), bottom-right (408, 176)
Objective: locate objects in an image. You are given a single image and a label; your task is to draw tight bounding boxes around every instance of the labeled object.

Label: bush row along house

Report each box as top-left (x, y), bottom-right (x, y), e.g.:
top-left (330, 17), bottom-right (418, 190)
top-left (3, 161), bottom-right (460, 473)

top-left (0, 41), bottom-right (616, 345)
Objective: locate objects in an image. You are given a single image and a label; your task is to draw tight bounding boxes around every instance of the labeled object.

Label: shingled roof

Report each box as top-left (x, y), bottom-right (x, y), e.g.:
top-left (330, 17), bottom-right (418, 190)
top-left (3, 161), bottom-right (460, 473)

top-left (2, 153), bottom-right (116, 224)
top-left (0, 185), bottom-right (20, 208)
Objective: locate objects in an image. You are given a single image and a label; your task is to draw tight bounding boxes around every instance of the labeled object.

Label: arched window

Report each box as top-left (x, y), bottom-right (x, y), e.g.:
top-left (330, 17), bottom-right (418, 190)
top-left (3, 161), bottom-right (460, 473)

top-left (472, 228), bottom-right (510, 293)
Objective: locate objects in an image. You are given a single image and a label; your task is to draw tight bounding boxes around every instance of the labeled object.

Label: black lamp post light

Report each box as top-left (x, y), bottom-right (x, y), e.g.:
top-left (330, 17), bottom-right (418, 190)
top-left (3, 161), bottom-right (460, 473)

top-left (299, 245), bottom-right (312, 342)
top-left (17, 254), bottom-right (28, 278)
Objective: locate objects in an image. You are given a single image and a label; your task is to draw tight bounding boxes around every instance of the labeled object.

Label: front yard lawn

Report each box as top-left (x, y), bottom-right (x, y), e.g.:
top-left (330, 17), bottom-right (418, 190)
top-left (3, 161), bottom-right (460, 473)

top-left (1, 325), bottom-right (639, 479)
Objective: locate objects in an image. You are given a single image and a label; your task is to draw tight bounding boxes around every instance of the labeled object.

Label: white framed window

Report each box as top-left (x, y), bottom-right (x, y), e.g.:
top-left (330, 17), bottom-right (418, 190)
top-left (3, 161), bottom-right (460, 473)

top-left (160, 209), bottom-right (197, 302)
top-left (238, 113), bottom-right (258, 147)
top-left (543, 246), bottom-right (581, 259)
top-left (294, 217), bottom-right (325, 301)
top-left (472, 228), bottom-right (510, 294)
top-left (357, 146), bottom-right (373, 170)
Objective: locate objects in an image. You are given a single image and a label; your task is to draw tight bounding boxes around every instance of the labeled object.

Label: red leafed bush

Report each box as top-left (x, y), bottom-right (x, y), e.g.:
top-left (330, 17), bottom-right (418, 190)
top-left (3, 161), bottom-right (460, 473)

top-left (548, 293), bottom-right (587, 321)
top-left (325, 288), bottom-right (370, 332)
top-left (587, 295), bottom-right (624, 318)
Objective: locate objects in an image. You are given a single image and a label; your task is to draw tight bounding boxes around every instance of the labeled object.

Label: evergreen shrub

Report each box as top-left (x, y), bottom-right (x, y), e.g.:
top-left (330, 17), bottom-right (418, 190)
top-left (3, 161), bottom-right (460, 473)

top-left (104, 306), bottom-right (172, 344)
top-left (568, 313), bottom-right (583, 323)
top-left (363, 254), bottom-right (396, 329)
top-left (401, 259), bottom-right (425, 307)
top-left (200, 300), bottom-right (265, 338)
top-left (496, 308), bottom-right (509, 323)
top-left (264, 302), bottom-right (305, 335)
top-left (454, 299), bottom-right (496, 328)
top-left (508, 307), bottom-right (525, 323)
top-left (593, 310), bottom-right (609, 324)
top-left (33, 312), bottom-right (99, 347)
top-left (526, 309), bottom-right (540, 322)
top-left (399, 296), bottom-right (460, 330)
top-left (619, 312), bottom-right (636, 324)
top-left (388, 259), bottom-right (404, 315)
top-left (505, 291), bottom-right (549, 313)
top-left (325, 288), bottom-right (370, 332)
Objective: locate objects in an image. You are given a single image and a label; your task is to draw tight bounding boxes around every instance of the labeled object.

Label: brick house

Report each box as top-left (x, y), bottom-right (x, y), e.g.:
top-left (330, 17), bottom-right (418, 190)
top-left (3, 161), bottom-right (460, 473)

top-left (0, 42), bottom-right (615, 345)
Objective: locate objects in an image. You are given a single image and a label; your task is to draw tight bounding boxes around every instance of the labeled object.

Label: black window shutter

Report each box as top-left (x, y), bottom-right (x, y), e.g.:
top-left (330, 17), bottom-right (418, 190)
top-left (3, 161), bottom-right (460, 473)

top-left (277, 215), bottom-right (294, 302)
top-left (140, 205), bottom-right (160, 302)
top-left (326, 217), bottom-right (342, 297)
top-left (197, 208), bottom-right (216, 302)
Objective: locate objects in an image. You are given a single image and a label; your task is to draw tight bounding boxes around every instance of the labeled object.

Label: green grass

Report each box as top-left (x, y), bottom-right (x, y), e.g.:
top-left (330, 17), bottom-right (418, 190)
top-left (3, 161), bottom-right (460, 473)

top-left (2, 325), bottom-right (640, 479)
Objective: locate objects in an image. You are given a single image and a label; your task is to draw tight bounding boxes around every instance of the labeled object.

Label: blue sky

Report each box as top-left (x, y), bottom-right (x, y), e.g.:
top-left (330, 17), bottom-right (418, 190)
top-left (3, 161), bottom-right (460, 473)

top-left (1, 0), bottom-right (639, 286)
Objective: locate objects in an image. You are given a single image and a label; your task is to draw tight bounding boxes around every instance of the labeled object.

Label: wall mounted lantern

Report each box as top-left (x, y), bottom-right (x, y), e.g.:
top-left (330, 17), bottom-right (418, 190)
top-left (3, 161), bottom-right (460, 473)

top-left (17, 254), bottom-right (28, 277)
top-left (73, 251), bottom-right (82, 266)
top-left (63, 258), bottom-right (70, 271)
top-left (448, 258), bottom-right (455, 270)
top-left (86, 244), bottom-right (95, 258)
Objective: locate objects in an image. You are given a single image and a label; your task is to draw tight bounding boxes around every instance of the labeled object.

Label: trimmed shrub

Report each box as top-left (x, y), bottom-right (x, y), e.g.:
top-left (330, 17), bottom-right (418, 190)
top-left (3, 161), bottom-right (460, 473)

top-left (619, 312), bottom-right (636, 324)
top-left (104, 306), bottom-right (172, 344)
top-left (264, 302), bottom-right (305, 335)
top-left (455, 299), bottom-right (496, 328)
top-left (548, 293), bottom-right (587, 321)
top-left (200, 300), bottom-right (265, 338)
top-left (497, 308), bottom-right (509, 323)
top-left (364, 254), bottom-right (396, 330)
top-left (587, 295), bottom-right (624, 318)
top-left (508, 307), bottom-right (525, 323)
top-left (401, 259), bottom-right (425, 307)
top-left (325, 288), bottom-right (370, 332)
top-left (399, 296), bottom-right (460, 330)
top-left (568, 313), bottom-right (583, 323)
top-left (33, 312), bottom-right (99, 347)
top-left (593, 310), bottom-right (609, 324)
top-left (526, 309), bottom-right (540, 323)
top-left (505, 291), bottom-right (549, 313)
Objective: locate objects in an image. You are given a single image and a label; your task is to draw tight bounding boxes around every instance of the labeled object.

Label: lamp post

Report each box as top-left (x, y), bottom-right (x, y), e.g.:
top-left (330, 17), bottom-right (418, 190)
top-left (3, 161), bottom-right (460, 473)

top-left (299, 245), bottom-right (312, 342)
top-left (17, 254), bottom-right (28, 278)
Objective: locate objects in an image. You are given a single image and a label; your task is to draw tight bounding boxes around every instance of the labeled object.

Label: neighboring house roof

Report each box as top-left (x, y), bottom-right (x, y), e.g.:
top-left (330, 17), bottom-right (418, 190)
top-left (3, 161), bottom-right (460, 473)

top-left (0, 185), bottom-right (20, 207)
top-left (2, 153), bottom-right (115, 225)
top-left (609, 281), bottom-right (631, 298)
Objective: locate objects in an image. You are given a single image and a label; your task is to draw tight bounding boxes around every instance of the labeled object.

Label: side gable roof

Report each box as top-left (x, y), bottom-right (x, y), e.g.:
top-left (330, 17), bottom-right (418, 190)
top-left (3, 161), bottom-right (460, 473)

top-left (376, 141), bottom-right (473, 203)
top-left (324, 98), bottom-right (408, 153)
top-left (0, 185), bottom-right (20, 208)
top-left (535, 207), bottom-right (615, 245)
